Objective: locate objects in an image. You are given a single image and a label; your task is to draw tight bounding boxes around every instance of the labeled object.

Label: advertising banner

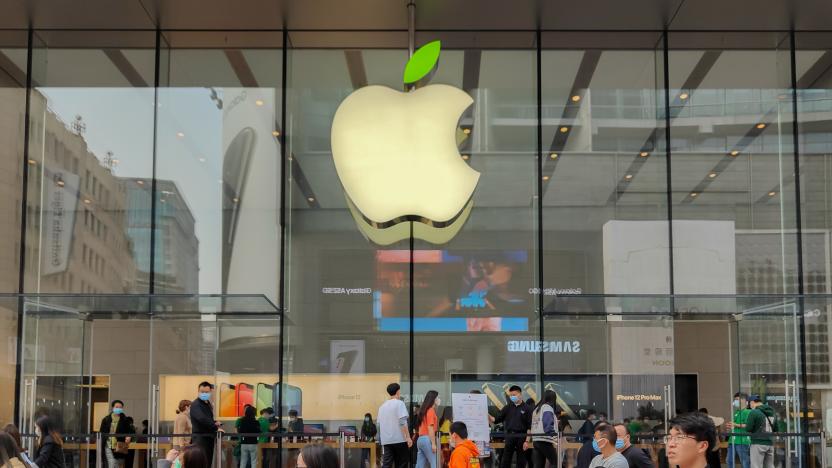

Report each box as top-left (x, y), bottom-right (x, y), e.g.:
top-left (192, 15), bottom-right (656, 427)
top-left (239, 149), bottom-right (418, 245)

top-left (42, 169), bottom-right (80, 275)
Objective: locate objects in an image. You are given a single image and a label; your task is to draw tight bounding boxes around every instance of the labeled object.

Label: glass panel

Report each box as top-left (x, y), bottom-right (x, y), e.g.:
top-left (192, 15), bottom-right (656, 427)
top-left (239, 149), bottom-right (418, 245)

top-left (24, 30), bottom-right (156, 295)
top-left (0, 30), bottom-right (26, 422)
top-left (541, 32), bottom-right (668, 296)
top-left (284, 31), bottom-right (410, 431)
top-left (155, 31), bottom-right (282, 300)
top-left (668, 32), bottom-right (798, 296)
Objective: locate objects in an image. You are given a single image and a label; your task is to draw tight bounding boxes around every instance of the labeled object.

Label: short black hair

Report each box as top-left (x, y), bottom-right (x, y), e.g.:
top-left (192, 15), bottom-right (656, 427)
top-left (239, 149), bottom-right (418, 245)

top-left (698, 408), bottom-right (709, 414)
top-left (300, 443), bottom-right (339, 468)
top-left (261, 407), bottom-right (274, 415)
top-left (450, 421), bottom-right (468, 439)
top-left (734, 392), bottom-right (747, 399)
top-left (586, 409), bottom-right (597, 417)
top-left (387, 383), bottom-right (401, 396)
top-left (508, 385), bottom-right (522, 393)
top-left (288, 409), bottom-right (299, 417)
top-left (594, 422), bottom-right (617, 443)
top-left (668, 412), bottom-right (716, 450)
top-left (111, 400), bottom-right (124, 408)
top-left (198, 381), bottom-right (214, 390)
top-left (614, 423), bottom-right (631, 437)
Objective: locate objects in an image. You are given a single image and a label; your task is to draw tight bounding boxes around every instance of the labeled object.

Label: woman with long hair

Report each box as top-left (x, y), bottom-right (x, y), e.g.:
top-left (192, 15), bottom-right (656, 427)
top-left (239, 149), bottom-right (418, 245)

top-left (437, 407), bottom-right (453, 468)
top-left (33, 416), bottom-right (65, 468)
top-left (1, 425), bottom-right (34, 467)
top-left (415, 390), bottom-right (439, 468)
top-left (0, 431), bottom-right (32, 468)
top-left (297, 443), bottom-right (338, 468)
top-left (237, 405), bottom-right (261, 468)
top-left (530, 390), bottom-right (558, 468)
top-left (173, 400), bottom-right (192, 450)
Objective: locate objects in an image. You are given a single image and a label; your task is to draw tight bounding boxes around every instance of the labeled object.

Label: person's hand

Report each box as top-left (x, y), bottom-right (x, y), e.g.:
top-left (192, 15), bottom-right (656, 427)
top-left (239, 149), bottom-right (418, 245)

top-left (431, 444), bottom-right (437, 453)
top-left (725, 422), bottom-right (733, 431)
top-left (215, 421), bottom-right (222, 428)
top-left (165, 449), bottom-right (180, 463)
top-left (488, 415), bottom-right (495, 424)
top-left (523, 442), bottom-right (530, 451)
top-left (406, 438), bottom-right (413, 448)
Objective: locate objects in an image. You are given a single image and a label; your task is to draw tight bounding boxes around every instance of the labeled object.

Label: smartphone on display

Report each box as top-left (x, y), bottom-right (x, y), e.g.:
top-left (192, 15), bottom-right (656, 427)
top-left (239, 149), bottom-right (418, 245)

top-left (256, 383), bottom-right (274, 413)
top-left (482, 383), bottom-right (505, 410)
top-left (333, 350), bottom-right (358, 374)
top-left (221, 127), bottom-right (257, 291)
top-left (236, 382), bottom-right (255, 416)
top-left (272, 383), bottom-right (303, 417)
top-left (219, 383), bottom-right (237, 418)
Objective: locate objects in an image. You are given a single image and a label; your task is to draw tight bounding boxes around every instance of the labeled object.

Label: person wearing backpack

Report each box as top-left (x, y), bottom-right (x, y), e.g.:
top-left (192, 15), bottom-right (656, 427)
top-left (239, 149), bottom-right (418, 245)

top-left (745, 395), bottom-right (775, 468)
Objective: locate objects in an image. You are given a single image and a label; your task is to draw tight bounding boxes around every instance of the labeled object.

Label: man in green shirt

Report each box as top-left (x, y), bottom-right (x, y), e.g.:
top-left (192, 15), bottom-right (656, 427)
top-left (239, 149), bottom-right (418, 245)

top-left (745, 395), bottom-right (776, 468)
top-left (725, 393), bottom-right (751, 468)
top-left (258, 407), bottom-right (277, 468)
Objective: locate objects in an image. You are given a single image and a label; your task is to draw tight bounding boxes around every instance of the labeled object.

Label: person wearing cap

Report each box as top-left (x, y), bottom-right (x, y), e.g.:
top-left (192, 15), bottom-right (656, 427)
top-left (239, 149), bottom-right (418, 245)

top-left (725, 393), bottom-right (751, 468)
top-left (745, 395), bottom-right (775, 468)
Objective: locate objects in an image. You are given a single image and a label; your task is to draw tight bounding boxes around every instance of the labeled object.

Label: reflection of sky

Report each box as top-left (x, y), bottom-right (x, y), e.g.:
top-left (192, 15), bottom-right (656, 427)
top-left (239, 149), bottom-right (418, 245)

top-left (41, 87), bottom-right (223, 292)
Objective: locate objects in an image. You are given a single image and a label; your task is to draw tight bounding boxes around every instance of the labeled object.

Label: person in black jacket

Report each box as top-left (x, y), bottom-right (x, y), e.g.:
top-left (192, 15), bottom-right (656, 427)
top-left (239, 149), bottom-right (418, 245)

top-left (99, 400), bottom-right (133, 468)
top-left (491, 385), bottom-right (532, 468)
top-left (613, 424), bottom-right (655, 468)
top-left (34, 416), bottom-right (65, 468)
top-left (190, 381), bottom-right (221, 466)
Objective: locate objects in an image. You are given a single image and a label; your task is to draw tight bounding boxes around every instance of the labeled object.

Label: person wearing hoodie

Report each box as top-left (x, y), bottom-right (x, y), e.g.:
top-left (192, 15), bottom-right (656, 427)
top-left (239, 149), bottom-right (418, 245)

top-left (745, 395), bottom-right (774, 468)
top-left (448, 422), bottom-right (479, 468)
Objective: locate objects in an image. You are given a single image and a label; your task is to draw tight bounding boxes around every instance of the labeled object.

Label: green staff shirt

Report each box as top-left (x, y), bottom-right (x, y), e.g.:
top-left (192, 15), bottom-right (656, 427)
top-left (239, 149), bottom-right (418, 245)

top-left (731, 408), bottom-right (751, 445)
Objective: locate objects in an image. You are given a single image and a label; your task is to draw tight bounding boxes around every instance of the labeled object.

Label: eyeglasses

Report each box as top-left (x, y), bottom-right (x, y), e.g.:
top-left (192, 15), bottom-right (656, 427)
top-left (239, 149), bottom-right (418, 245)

top-left (663, 434), bottom-right (699, 444)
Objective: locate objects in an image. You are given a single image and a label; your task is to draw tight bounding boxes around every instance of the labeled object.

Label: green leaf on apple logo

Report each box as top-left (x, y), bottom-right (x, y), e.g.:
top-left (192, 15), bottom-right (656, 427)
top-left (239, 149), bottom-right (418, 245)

top-left (403, 40), bottom-right (441, 85)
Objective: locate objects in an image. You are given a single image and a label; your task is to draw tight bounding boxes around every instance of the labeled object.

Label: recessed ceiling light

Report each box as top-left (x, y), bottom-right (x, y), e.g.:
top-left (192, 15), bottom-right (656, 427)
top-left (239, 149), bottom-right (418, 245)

top-left (768, 191), bottom-right (777, 197)
top-left (559, 126), bottom-right (569, 133)
top-left (549, 153), bottom-right (558, 160)
top-left (56, 180), bottom-right (65, 187)
top-left (679, 92), bottom-right (689, 100)
top-left (255, 100), bottom-right (264, 107)
top-left (624, 174), bottom-right (633, 181)
top-left (571, 95), bottom-right (581, 102)
top-left (542, 175), bottom-right (550, 181)
top-left (690, 192), bottom-right (698, 198)
top-left (461, 154), bottom-right (470, 160)
top-left (307, 197), bottom-right (315, 203)
top-left (232, 197), bottom-right (239, 203)
top-left (272, 130), bottom-right (281, 137)
top-left (160, 198), bottom-right (166, 203)
top-left (708, 172), bottom-right (717, 178)
top-left (730, 150), bottom-right (740, 157)
top-left (83, 198), bottom-right (91, 204)
top-left (28, 159), bottom-right (36, 165)
top-left (112, 159), bottom-right (119, 165)
top-left (176, 132), bottom-right (184, 138)
top-left (198, 157), bottom-right (206, 163)
top-left (462, 128), bottom-right (471, 135)
top-left (639, 151), bottom-right (649, 157)
top-left (756, 123), bottom-right (766, 129)
top-left (137, 180), bottom-right (144, 186)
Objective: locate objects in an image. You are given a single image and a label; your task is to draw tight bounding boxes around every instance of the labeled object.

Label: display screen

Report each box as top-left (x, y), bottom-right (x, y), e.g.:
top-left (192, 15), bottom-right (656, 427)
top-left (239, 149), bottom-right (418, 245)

top-left (375, 250), bottom-right (530, 332)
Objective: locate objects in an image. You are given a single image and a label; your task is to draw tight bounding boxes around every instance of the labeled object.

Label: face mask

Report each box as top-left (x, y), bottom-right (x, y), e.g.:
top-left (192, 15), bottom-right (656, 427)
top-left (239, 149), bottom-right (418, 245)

top-left (615, 440), bottom-right (625, 450)
top-left (733, 400), bottom-right (740, 409)
top-left (113, 408), bottom-right (124, 415)
top-left (592, 439), bottom-right (605, 453)
top-left (435, 398), bottom-right (441, 407)
top-left (199, 392), bottom-right (211, 401)
top-left (509, 395), bottom-right (520, 403)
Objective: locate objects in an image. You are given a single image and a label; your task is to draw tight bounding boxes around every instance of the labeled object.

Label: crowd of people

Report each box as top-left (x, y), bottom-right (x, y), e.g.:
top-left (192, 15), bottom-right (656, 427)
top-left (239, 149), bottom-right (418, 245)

top-left (4, 380), bottom-right (787, 468)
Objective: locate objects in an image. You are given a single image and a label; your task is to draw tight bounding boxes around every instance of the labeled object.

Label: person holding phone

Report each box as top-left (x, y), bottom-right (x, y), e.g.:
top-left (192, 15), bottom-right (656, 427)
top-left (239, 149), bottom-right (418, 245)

top-left (191, 382), bottom-right (221, 467)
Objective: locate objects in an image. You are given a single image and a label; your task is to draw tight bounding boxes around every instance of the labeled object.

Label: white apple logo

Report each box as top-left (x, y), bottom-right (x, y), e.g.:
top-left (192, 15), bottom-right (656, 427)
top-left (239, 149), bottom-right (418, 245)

top-left (331, 83), bottom-right (479, 226)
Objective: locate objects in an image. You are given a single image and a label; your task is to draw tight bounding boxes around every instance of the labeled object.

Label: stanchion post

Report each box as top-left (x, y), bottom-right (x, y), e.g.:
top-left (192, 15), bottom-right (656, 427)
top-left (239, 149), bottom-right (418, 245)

top-left (216, 432), bottom-right (222, 468)
top-left (435, 432), bottom-right (441, 468)
top-left (339, 432), bottom-right (346, 468)
top-left (95, 432), bottom-right (103, 468)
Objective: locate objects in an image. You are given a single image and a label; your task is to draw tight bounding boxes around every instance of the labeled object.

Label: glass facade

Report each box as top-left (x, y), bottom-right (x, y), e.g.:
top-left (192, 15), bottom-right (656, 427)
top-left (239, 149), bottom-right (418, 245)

top-left (0, 26), bottom-right (831, 467)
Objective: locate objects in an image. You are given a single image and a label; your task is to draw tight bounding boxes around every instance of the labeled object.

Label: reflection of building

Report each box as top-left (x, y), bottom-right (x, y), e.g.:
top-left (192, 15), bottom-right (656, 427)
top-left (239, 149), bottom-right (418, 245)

top-left (125, 178), bottom-right (199, 293)
top-left (22, 91), bottom-right (139, 293)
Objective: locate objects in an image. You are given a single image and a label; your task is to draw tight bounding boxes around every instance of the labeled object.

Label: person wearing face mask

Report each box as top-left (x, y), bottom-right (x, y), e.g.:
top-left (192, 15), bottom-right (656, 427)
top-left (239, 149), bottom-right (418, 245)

top-left (492, 385), bottom-right (532, 468)
top-left (287, 410), bottom-right (305, 434)
top-left (415, 391), bottom-right (440, 468)
top-left (587, 423), bottom-right (628, 468)
top-left (190, 382), bottom-right (221, 467)
top-left (613, 424), bottom-right (654, 468)
top-left (448, 422), bottom-right (479, 468)
top-left (724, 393), bottom-right (751, 468)
top-left (99, 400), bottom-right (132, 468)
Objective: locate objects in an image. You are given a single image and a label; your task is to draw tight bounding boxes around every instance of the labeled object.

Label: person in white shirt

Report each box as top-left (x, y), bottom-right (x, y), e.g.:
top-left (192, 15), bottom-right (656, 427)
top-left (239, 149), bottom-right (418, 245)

top-left (378, 383), bottom-right (413, 468)
top-left (588, 423), bottom-right (629, 468)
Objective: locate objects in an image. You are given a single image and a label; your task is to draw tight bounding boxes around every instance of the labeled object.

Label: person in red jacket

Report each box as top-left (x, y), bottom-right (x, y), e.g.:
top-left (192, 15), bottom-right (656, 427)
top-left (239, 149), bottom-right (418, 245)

top-left (448, 422), bottom-right (480, 468)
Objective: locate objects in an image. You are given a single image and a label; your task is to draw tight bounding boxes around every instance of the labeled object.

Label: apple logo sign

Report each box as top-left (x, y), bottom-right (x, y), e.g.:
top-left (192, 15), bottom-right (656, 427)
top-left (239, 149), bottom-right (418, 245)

top-left (331, 41), bottom-right (479, 244)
